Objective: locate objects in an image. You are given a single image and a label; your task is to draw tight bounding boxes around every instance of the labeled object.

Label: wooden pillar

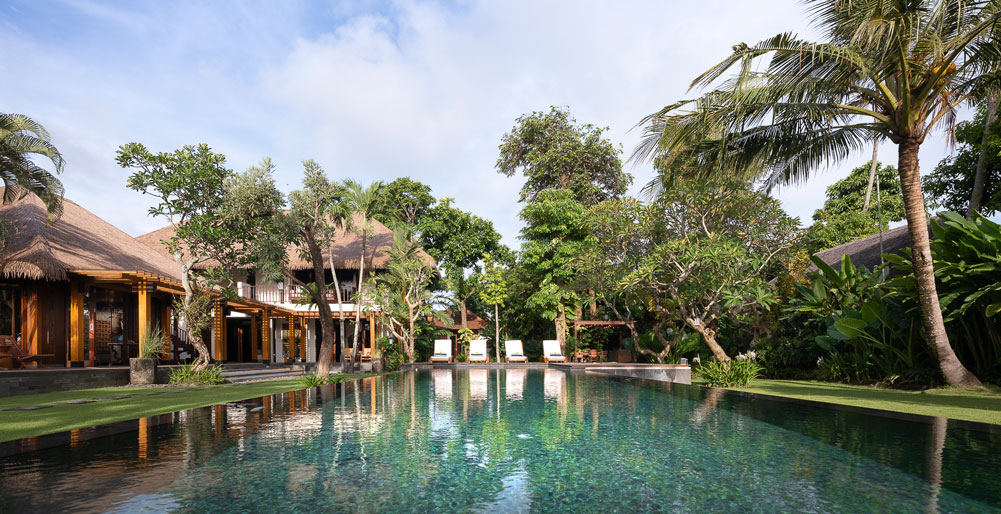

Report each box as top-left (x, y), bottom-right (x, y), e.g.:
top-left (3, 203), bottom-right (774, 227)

top-left (250, 312), bottom-right (259, 361)
top-left (87, 290), bottom-right (96, 366)
top-left (297, 316), bottom-right (306, 362)
top-left (369, 314), bottom-right (377, 356)
top-left (69, 281), bottom-right (85, 366)
top-left (21, 288), bottom-right (41, 356)
top-left (137, 278), bottom-right (151, 353)
top-left (161, 301), bottom-right (172, 361)
top-left (261, 310), bottom-right (271, 362)
top-left (213, 299), bottom-right (226, 361)
top-left (285, 314), bottom-right (294, 362)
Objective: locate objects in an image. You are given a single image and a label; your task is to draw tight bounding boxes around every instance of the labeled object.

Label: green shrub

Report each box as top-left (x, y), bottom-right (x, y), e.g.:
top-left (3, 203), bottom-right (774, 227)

top-left (169, 363), bottom-right (228, 385)
top-left (695, 353), bottom-right (763, 387)
top-left (456, 353), bottom-right (467, 363)
top-left (139, 325), bottom-right (165, 360)
top-left (301, 373), bottom-right (325, 388)
top-left (378, 337), bottom-right (405, 372)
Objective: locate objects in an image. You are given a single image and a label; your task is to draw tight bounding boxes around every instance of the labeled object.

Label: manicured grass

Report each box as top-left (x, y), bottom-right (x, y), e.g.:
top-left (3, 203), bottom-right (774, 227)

top-left (695, 377), bottom-right (1001, 425)
top-left (0, 373), bottom-right (376, 442)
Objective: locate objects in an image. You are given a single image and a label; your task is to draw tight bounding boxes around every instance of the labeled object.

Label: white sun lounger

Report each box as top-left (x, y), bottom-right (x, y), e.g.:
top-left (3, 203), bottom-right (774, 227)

top-left (505, 340), bottom-right (528, 363)
top-left (430, 339), bottom-right (453, 363)
top-left (468, 339), bottom-right (488, 363)
top-left (542, 340), bottom-right (566, 363)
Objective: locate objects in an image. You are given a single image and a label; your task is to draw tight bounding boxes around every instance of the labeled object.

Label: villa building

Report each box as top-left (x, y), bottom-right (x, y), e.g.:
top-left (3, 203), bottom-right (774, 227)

top-left (0, 190), bottom-right (432, 369)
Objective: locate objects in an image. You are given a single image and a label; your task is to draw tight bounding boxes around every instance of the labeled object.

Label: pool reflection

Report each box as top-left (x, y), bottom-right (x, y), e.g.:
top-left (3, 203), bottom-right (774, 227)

top-left (0, 371), bottom-right (999, 513)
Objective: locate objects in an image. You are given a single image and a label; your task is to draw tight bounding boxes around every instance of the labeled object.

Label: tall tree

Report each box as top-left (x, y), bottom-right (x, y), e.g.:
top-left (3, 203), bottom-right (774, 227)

top-left (417, 198), bottom-right (502, 331)
top-left (119, 143), bottom-right (283, 371)
top-left (374, 177), bottom-right (435, 229)
top-left (969, 93), bottom-right (999, 217)
top-left (925, 103), bottom-right (1001, 216)
top-left (518, 189), bottom-right (588, 353)
top-left (478, 252), bottom-right (509, 362)
top-left (497, 106), bottom-right (632, 206)
top-left (0, 113), bottom-right (64, 220)
top-left (634, 0), bottom-right (997, 386)
top-left (342, 179), bottom-right (384, 372)
top-left (370, 227), bottom-right (437, 362)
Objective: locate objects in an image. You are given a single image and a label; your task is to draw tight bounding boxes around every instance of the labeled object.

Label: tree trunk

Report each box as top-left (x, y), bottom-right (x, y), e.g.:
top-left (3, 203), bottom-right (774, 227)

top-left (635, 318), bottom-right (671, 363)
top-left (969, 94), bottom-right (998, 218)
top-left (898, 138), bottom-right (981, 387)
top-left (685, 317), bottom-right (729, 362)
top-left (406, 305), bottom-right (416, 362)
top-left (304, 229), bottom-right (336, 377)
top-left (329, 244), bottom-right (347, 372)
top-left (555, 305), bottom-right (568, 355)
top-left (495, 303), bottom-right (501, 363)
top-left (350, 233), bottom-right (367, 372)
top-left (175, 254), bottom-right (210, 371)
top-left (863, 144), bottom-right (879, 212)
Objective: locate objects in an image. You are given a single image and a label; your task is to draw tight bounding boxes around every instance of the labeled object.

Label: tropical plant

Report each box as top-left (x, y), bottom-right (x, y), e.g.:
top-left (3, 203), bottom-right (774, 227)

top-left (370, 227), bottom-right (437, 362)
top-left (806, 160), bottom-right (904, 253)
top-left (634, 0), bottom-right (998, 387)
top-left (478, 252), bottom-right (509, 362)
top-left (119, 144), bottom-right (284, 370)
top-left (378, 336), bottom-right (405, 372)
top-left (0, 113), bottom-right (64, 220)
top-left (342, 178), bottom-right (384, 371)
top-left (695, 353), bottom-right (763, 387)
top-left (168, 363), bottom-right (228, 385)
top-left (301, 373), bottom-right (325, 388)
top-left (138, 325), bottom-right (166, 360)
top-left (924, 102), bottom-right (1001, 216)
top-left (886, 211), bottom-right (1001, 382)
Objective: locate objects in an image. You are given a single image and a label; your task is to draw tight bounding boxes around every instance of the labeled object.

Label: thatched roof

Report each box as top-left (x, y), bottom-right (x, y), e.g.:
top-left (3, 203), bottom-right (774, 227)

top-left (811, 222), bottom-right (928, 272)
top-left (432, 309), bottom-right (488, 331)
top-left (0, 189), bottom-right (181, 281)
top-left (138, 212), bottom-right (436, 271)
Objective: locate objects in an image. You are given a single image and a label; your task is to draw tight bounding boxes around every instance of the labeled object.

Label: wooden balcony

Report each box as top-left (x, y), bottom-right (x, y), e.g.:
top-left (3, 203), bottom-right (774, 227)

top-left (236, 283), bottom-right (359, 305)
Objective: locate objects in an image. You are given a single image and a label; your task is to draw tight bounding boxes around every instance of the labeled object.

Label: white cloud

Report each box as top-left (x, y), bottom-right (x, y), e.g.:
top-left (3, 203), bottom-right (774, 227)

top-left (0, 0), bottom-right (963, 247)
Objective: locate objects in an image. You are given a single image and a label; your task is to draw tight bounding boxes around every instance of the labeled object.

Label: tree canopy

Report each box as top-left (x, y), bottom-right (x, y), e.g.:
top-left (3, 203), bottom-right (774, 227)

top-left (925, 105), bottom-right (1001, 216)
top-left (497, 106), bottom-right (631, 206)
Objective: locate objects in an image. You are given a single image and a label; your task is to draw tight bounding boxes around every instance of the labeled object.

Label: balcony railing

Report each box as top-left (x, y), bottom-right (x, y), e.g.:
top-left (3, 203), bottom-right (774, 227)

top-left (236, 283), bottom-right (359, 305)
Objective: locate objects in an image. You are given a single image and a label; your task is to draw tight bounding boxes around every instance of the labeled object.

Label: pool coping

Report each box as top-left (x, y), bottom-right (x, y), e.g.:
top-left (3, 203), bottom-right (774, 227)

top-left (1, 367), bottom-right (998, 460)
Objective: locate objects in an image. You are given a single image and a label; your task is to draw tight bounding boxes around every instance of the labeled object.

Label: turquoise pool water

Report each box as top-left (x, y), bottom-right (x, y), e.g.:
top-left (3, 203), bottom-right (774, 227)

top-left (1, 369), bottom-right (999, 513)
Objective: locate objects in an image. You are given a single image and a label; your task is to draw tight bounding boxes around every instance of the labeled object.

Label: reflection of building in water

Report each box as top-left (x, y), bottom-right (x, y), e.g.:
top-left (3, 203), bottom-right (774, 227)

top-left (544, 369), bottom-right (564, 400)
top-left (469, 368), bottom-right (488, 401)
top-left (505, 369), bottom-right (526, 400)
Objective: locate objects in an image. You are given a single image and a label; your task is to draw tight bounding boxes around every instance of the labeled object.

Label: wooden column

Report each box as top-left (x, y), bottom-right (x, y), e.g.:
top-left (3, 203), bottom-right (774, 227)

top-left (88, 291), bottom-right (96, 366)
top-left (369, 314), bottom-right (377, 356)
top-left (285, 314), bottom-right (294, 362)
top-left (213, 299), bottom-right (226, 361)
top-left (69, 281), bottom-right (85, 366)
top-left (297, 316), bottom-right (306, 362)
top-left (137, 278), bottom-right (151, 353)
top-left (261, 310), bottom-right (271, 362)
top-left (161, 301), bottom-right (172, 361)
top-left (250, 312), bottom-right (259, 361)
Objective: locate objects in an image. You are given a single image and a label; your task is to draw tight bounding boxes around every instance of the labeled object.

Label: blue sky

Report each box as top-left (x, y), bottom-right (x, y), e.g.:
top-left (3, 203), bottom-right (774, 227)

top-left (1, 0), bottom-right (957, 247)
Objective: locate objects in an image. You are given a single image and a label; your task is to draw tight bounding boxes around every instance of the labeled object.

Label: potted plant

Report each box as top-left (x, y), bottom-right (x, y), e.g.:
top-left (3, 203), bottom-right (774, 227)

top-left (131, 325), bottom-right (164, 385)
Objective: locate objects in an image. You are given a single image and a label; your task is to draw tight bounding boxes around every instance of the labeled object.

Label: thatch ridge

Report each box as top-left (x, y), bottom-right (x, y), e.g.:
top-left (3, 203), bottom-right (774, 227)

top-left (137, 212), bottom-right (437, 271)
top-left (0, 189), bottom-right (181, 281)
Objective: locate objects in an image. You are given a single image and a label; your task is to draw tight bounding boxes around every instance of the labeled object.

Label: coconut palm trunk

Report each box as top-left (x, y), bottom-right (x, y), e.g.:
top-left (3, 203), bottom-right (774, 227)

top-left (899, 138), bottom-right (981, 386)
top-left (349, 232), bottom-right (367, 372)
top-left (329, 245), bottom-right (348, 372)
top-left (969, 94), bottom-right (998, 218)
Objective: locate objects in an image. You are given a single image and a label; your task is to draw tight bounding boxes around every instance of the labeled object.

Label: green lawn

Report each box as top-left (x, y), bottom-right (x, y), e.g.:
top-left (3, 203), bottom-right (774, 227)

top-left (696, 377), bottom-right (1001, 425)
top-left (0, 373), bottom-right (375, 442)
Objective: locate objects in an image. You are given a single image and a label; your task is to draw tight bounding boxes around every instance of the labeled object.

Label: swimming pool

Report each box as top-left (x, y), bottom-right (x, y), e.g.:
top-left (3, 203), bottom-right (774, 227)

top-left (1, 368), bottom-right (999, 512)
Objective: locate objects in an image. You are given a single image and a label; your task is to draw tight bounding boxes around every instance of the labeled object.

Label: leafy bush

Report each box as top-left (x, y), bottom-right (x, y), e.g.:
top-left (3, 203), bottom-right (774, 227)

top-left (695, 353), bottom-right (763, 387)
top-left (301, 373), bottom-right (325, 388)
top-left (378, 336), bottom-right (405, 372)
top-left (169, 363), bottom-right (228, 385)
top-left (139, 325), bottom-right (165, 360)
top-left (456, 353), bottom-right (467, 363)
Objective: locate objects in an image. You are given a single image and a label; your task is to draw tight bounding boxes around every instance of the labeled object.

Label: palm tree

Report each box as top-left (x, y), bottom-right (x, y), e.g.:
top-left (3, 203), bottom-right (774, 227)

top-left (342, 178), bottom-right (384, 372)
top-left (634, 0), bottom-right (999, 387)
top-left (0, 113), bottom-right (64, 219)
